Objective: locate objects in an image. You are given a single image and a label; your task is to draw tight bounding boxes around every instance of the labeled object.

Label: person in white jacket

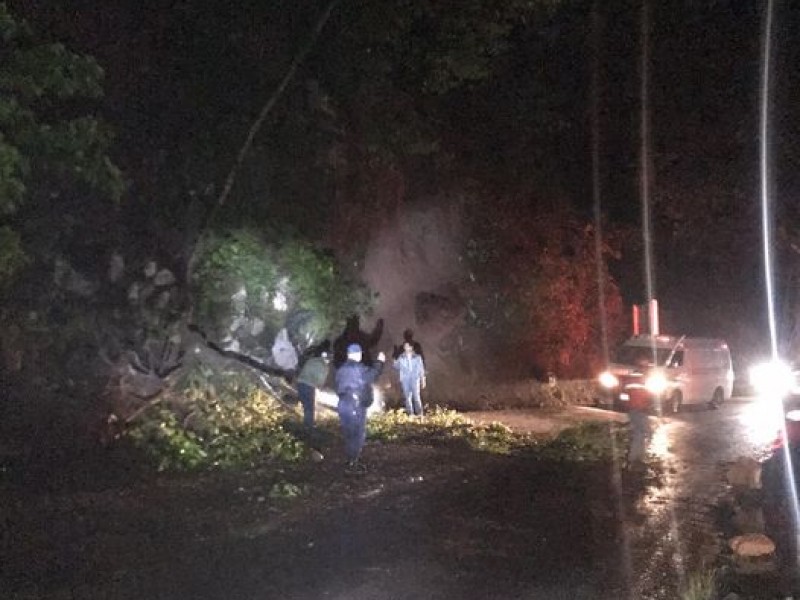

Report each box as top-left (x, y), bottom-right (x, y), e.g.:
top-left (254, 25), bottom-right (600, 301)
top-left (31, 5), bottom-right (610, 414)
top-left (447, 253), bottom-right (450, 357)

top-left (393, 341), bottom-right (426, 416)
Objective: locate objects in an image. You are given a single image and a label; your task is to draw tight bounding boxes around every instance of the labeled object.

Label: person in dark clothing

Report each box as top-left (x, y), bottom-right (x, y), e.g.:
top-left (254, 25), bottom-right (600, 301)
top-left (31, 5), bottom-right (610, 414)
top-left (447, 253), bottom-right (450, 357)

top-left (333, 315), bottom-right (384, 410)
top-left (295, 345), bottom-right (331, 437)
top-left (333, 316), bottom-right (384, 368)
top-left (392, 328), bottom-right (425, 362)
top-left (335, 343), bottom-right (385, 474)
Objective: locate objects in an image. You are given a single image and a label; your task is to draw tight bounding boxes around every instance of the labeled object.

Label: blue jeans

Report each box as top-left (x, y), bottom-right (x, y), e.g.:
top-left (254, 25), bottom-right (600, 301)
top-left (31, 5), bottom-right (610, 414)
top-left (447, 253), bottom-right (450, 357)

top-left (297, 382), bottom-right (315, 432)
top-left (400, 379), bottom-right (423, 416)
top-left (337, 395), bottom-right (367, 462)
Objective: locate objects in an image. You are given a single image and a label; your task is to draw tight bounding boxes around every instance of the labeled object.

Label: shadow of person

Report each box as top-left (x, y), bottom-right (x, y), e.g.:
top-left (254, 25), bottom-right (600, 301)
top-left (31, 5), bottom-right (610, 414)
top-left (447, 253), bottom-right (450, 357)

top-left (333, 315), bottom-right (384, 368)
top-left (392, 328), bottom-right (425, 361)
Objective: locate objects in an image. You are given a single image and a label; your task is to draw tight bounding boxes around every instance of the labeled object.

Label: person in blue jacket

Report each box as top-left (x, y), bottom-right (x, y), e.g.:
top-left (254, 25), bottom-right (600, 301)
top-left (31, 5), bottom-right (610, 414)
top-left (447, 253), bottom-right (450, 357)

top-left (335, 343), bottom-right (385, 474)
top-left (393, 341), bottom-right (426, 416)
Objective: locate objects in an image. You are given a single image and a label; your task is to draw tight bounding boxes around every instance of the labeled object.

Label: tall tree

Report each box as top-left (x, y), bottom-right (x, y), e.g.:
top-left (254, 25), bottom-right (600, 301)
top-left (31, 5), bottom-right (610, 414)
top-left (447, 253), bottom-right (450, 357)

top-left (465, 196), bottom-right (626, 379)
top-left (0, 3), bottom-right (122, 281)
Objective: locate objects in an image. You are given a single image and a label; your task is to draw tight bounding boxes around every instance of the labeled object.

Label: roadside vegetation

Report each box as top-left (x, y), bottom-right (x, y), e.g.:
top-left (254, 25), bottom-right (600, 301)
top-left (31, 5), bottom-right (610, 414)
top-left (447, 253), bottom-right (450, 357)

top-left (680, 568), bottom-right (718, 600)
top-left (365, 407), bottom-right (527, 454)
top-left (122, 371), bottom-right (627, 474)
top-left (124, 369), bottom-right (305, 472)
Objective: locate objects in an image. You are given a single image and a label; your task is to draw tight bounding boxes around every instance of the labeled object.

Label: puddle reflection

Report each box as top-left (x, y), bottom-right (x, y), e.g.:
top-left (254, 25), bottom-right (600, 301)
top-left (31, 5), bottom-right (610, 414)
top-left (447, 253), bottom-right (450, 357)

top-left (622, 418), bottom-right (688, 598)
top-left (738, 399), bottom-right (784, 449)
top-left (648, 419), bottom-right (672, 459)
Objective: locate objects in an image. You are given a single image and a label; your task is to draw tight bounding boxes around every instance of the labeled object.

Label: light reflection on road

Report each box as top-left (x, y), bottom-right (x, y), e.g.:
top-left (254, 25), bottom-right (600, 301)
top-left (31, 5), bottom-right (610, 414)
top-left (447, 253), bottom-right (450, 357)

top-left (738, 396), bottom-right (784, 450)
top-left (648, 418), bottom-right (674, 459)
top-left (625, 416), bottom-right (688, 599)
top-left (622, 399), bottom-right (778, 599)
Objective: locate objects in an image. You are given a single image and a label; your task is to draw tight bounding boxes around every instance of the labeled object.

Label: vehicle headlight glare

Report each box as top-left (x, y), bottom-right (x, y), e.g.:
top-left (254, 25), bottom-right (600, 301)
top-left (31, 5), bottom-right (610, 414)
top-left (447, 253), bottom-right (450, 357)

top-left (645, 373), bottom-right (668, 395)
top-left (599, 371), bottom-right (618, 389)
top-left (749, 360), bottom-right (794, 400)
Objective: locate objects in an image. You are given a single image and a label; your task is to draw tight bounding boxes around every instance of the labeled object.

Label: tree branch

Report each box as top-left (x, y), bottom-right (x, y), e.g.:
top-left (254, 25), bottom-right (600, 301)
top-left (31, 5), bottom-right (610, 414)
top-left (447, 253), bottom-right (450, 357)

top-left (186, 0), bottom-right (341, 282)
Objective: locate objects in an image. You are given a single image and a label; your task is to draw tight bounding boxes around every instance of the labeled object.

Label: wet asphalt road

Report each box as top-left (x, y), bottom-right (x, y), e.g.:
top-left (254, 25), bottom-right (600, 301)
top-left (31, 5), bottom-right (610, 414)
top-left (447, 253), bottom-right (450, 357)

top-left (1, 397), bottom-right (778, 600)
top-left (621, 396), bottom-right (775, 599)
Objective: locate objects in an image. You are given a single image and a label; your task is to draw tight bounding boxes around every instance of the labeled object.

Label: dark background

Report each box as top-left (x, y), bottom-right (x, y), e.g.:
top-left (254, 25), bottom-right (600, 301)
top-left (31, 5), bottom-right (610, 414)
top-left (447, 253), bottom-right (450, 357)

top-left (8, 0), bottom-right (800, 364)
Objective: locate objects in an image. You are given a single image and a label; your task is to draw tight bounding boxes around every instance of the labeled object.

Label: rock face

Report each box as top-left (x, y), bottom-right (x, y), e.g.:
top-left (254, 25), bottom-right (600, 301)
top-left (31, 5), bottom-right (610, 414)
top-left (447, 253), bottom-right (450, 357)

top-left (361, 200), bottom-right (467, 393)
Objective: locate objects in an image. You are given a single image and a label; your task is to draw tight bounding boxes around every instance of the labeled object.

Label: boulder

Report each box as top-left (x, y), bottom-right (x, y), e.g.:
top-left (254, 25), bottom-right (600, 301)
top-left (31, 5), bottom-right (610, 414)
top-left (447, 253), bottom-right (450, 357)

top-left (127, 282), bottom-right (140, 302)
top-left (156, 291), bottom-right (171, 310)
top-left (144, 261), bottom-right (157, 278)
top-left (249, 317), bottom-right (265, 337)
top-left (729, 533), bottom-right (777, 575)
top-left (53, 258), bottom-right (97, 297)
top-left (222, 337), bottom-right (240, 353)
top-left (229, 316), bottom-right (246, 333)
top-left (154, 269), bottom-right (176, 286)
top-left (231, 287), bottom-right (247, 314)
top-left (108, 253), bottom-right (124, 282)
top-left (729, 533), bottom-right (775, 557)
top-left (138, 283), bottom-right (155, 302)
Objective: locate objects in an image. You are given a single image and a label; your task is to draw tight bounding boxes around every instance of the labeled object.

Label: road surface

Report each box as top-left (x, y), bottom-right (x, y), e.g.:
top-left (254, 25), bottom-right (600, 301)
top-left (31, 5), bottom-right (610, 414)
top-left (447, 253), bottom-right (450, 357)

top-left (474, 397), bottom-right (780, 597)
top-left (1, 398), bottom-right (779, 599)
top-left (618, 397), bottom-right (775, 598)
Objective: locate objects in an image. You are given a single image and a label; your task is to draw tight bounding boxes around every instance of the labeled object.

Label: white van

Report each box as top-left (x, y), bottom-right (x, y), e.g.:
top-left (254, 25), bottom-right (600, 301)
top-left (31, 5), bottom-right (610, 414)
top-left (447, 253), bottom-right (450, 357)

top-left (598, 334), bottom-right (734, 413)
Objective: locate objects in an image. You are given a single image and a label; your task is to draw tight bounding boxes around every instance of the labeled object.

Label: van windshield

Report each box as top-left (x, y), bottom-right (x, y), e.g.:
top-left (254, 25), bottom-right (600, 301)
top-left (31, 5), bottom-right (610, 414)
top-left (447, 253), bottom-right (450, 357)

top-left (614, 345), bottom-right (676, 368)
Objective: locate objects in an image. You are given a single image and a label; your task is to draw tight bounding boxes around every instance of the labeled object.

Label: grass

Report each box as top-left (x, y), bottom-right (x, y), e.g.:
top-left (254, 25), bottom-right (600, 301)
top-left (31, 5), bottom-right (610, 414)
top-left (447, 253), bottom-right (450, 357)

top-left (360, 407), bottom-right (626, 461)
top-left (680, 569), bottom-right (717, 600)
top-left (536, 421), bottom-right (628, 462)
top-left (365, 407), bottom-right (526, 454)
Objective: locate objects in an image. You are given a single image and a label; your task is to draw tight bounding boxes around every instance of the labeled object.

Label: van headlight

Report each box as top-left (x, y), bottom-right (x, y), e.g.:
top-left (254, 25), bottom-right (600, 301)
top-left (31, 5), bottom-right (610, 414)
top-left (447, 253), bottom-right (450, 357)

top-left (749, 360), bottom-right (794, 400)
top-left (787, 410), bottom-right (800, 422)
top-left (645, 372), bottom-right (668, 395)
top-left (599, 371), bottom-right (619, 389)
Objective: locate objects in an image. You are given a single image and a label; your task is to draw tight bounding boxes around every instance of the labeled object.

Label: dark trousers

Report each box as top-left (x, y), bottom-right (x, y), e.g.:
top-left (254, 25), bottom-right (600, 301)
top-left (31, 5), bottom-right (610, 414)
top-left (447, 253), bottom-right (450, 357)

top-left (297, 382), bottom-right (315, 431)
top-left (337, 395), bottom-right (367, 462)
